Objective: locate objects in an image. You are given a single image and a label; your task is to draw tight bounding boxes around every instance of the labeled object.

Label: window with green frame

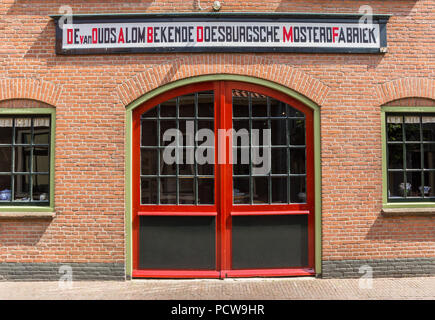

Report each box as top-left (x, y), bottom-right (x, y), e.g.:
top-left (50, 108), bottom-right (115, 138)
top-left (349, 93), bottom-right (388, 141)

top-left (386, 113), bottom-right (435, 202)
top-left (0, 115), bottom-right (51, 206)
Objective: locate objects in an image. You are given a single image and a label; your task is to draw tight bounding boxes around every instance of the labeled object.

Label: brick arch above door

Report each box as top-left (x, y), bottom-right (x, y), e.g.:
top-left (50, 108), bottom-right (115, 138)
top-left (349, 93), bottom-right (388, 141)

top-left (116, 55), bottom-right (330, 107)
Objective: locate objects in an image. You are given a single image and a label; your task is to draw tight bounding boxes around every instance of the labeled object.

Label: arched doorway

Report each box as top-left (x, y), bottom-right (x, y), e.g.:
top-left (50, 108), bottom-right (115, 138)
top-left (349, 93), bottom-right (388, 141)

top-left (131, 81), bottom-right (315, 278)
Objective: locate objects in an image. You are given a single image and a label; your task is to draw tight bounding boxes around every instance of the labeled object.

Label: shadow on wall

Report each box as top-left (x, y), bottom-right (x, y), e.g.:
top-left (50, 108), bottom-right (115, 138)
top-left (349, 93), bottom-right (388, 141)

top-left (365, 215), bottom-right (435, 242)
top-left (0, 220), bottom-right (51, 246)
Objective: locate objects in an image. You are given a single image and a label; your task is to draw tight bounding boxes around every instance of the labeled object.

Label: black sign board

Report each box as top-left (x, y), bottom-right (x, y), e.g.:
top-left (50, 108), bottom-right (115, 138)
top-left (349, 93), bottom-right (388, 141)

top-left (50, 13), bottom-right (390, 55)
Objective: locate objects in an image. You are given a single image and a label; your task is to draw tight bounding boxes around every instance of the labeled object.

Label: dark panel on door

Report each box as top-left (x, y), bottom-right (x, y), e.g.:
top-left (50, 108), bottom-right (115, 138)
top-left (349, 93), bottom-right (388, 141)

top-left (139, 216), bottom-right (216, 270)
top-left (232, 215), bottom-right (308, 269)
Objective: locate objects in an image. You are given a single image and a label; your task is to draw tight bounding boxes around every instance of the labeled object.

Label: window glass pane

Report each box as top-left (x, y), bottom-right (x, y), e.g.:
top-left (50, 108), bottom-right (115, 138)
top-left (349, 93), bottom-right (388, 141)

top-left (33, 117), bottom-right (50, 144)
top-left (233, 177), bottom-right (250, 204)
top-left (32, 174), bottom-right (49, 201)
top-left (14, 175), bottom-right (30, 201)
top-left (404, 117), bottom-right (420, 141)
top-left (251, 94), bottom-right (267, 117)
top-left (406, 144), bottom-right (421, 169)
top-left (424, 144), bottom-right (435, 169)
top-left (270, 98), bottom-right (287, 118)
top-left (0, 118), bottom-right (13, 144)
top-left (179, 178), bottom-right (195, 204)
top-left (253, 177), bottom-right (269, 204)
top-left (141, 149), bottom-right (158, 175)
top-left (179, 94), bottom-right (195, 118)
top-left (290, 148), bottom-right (306, 174)
top-left (141, 178), bottom-right (157, 204)
top-left (15, 118), bottom-right (31, 144)
top-left (272, 177), bottom-right (288, 203)
top-left (290, 176), bottom-right (306, 203)
top-left (160, 98), bottom-right (176, 118)
top-left (388, 144), bottom-right (404, 169)
top-left (33, 147), bottom-right (49, 173)
top-left (271, 119), bottom-right (287, 146)
top-left (198, 178), bottom-right (214, 204)
top-left (198, 91), bottom-right (214, 118)
top-left (289, 119), bottom-right (305, 145)
top-left (141, 120), bottom-right (157, 146)
top-left (14, 146), bottom-right (31, 172)
top-left (388, 171), bottom-right (405, 198)
top-left (271, 148), bottom-right (287, 174)
top-left (160, 177), bottom-right (177, 204)
top-left (0, 175), bottom-right (11, 201)
top-left (423, 172), bottom-right (435, 197)
top-left (407, 172), bottom-right (423, 197)
top-left (422, 116), bottom-right (435, 141)
top-left (387, 122), bottom-right (403, 141)
top-left (232, 90), bottom-right (249, 117)
top-left (0, 147), bottom-right (12, 172)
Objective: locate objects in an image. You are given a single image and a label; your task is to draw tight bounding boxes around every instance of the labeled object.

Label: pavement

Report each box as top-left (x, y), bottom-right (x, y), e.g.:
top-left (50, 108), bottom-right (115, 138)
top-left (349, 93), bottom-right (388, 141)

top-left (0, 276), bottom-right (434, 300)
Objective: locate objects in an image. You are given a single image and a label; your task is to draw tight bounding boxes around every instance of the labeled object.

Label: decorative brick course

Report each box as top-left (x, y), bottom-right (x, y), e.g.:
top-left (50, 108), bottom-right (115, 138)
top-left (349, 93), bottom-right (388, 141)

top-left (322, 258), bottom-right (435, 279)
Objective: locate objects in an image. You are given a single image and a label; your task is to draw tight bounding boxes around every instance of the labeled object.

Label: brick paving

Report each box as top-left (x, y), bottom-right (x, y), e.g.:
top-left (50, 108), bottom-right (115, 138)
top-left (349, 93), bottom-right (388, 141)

top-left (0, 277), bottom-right (434, 300)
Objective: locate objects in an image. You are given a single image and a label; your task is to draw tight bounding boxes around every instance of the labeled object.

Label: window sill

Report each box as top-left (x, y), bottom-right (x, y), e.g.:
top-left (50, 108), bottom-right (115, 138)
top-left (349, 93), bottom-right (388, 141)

top-left (381, 207), bottom-right (435, 216)
top-left (0, 211), bottom-right (55, 219)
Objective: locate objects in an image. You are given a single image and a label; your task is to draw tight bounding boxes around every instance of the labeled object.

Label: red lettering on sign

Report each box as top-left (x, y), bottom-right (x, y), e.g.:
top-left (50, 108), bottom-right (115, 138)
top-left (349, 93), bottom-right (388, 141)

top-left (147, 27), bottom-right (153, 43)
top-left (332, 27), bottom-right (339, 43)
top-left (118, 28), bottom-right (125, 43)
top-left (92, 28), bottom-right (98, 44)
top-left (197, 26), bottom-right (203, 42)
top-left (80, 35), bottom-right (84, 44)
top-left (283, 26), bottom-right (293, 42)
top-left (67, 29), bottom-right (73, 44)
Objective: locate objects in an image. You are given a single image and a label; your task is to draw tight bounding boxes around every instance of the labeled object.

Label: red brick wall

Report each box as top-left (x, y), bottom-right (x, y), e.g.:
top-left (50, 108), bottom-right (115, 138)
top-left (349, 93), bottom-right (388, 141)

top-left (0, 1), bottom-right (434, 268)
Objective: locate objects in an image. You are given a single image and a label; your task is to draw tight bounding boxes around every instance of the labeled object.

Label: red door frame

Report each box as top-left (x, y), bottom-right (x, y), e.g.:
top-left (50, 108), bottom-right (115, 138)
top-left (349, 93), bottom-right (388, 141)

top-left (132, 81), bottom-right (315, 278)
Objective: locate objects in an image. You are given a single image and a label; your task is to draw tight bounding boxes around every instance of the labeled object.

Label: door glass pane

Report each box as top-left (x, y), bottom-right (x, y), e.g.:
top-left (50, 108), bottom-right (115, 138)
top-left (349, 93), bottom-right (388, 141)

top-left (179, 178), bottom-right (194, 204)
top-left (198, 91), bottom-right (214, 118)
top-left (160, 177), bottom-right (177, 204)
top-left (179, 94), bottom-right (195, 118)
top-left (198, 178), bottom-right (214, 204)
top-left (253, 177), bottom-right (269, 204)
top-left (141, 120), bottom-right (157, 146)
top-left (141, 149), bottom-right (158, 175)
top-left (160, 98), bottom-right (176, 118)
top-left (271, 148), bottom-right (287, 174)
top-left (232, 90), bottom-right (249, 117)
top-left (233, 177), bottom-right (250, 204)
top-left (290, 175), bottom-right (306, 203)
top-left (289, 119), bottom-right (305, 145)
top-left (272, 177), bottom-right (288, 203)
top-left (251, 94), bottom-right (267, 117)
top-left (290, 148), bottom-right (306, 174)
top-left (271, 119), bottom-right (287, 146)
top-left (141, 178), bottom-right (157, 204)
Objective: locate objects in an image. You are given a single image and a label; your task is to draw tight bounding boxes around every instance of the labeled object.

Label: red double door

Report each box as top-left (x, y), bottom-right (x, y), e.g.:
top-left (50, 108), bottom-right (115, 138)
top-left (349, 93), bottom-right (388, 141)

top-left (132, 81), bottom-right (314, 278)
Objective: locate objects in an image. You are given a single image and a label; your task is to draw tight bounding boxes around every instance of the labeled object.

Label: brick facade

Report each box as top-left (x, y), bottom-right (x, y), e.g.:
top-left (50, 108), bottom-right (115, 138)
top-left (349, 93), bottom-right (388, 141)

top-left (0, 0), bottom-right (434, 280)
